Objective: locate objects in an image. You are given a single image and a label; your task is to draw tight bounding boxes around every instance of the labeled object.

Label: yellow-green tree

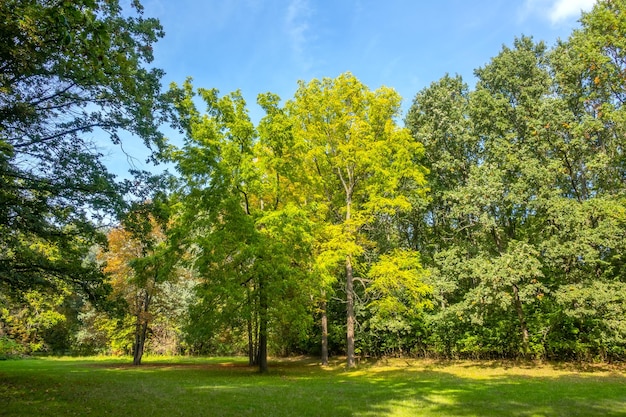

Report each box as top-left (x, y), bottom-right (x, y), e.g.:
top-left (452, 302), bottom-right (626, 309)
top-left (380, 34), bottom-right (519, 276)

top-left (288, 73), bottom-right (429, 367)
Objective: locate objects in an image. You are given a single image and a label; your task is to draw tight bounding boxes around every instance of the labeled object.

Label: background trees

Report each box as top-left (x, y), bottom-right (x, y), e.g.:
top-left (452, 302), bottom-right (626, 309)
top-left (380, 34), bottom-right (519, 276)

top-left (405, 0), bottom-right (626, 360)
top-left (98, 204), bottom-right (182, 365)
top-left (2, 0), bottom-right (626, 364)
top-left (0, 0), bottom-right (169, 356)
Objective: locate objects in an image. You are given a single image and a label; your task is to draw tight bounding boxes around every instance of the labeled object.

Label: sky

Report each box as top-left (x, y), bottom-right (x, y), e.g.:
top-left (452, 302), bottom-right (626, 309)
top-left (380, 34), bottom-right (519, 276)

top-left (111, 0), bottom-right (598, 174)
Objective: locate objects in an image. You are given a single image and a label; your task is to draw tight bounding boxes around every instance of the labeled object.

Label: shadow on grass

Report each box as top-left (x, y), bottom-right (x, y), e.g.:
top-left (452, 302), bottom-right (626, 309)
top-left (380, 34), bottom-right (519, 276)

top-left (330, 367), bottom-right (626, 417)
top-left (0, 357), bottom-right (625, 417)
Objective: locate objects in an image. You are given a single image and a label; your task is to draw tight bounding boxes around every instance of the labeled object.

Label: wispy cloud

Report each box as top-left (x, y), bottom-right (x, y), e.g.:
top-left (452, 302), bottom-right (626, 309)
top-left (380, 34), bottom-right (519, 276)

top-left (521, 0), bottom-right (597, 25)
top-left (285, 0), bottom-right (314, 69)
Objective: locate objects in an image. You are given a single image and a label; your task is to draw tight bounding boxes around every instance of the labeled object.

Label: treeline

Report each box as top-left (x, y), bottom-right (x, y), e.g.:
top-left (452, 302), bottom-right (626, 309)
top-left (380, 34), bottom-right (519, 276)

top-left (1, 0), bottom-right (626, 368)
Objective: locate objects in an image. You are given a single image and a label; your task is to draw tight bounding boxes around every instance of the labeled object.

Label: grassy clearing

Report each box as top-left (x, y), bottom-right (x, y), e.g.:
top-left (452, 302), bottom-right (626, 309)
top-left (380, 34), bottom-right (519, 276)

top-left (0, 356), bottom-right (625, 417)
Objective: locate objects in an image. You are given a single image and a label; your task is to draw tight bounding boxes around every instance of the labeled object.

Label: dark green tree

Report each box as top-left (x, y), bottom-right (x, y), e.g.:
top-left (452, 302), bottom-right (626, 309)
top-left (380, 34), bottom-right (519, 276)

top-left (0, 0), bottom-right (168, 301)
top-left (406, 1), bottom-right (626, 359)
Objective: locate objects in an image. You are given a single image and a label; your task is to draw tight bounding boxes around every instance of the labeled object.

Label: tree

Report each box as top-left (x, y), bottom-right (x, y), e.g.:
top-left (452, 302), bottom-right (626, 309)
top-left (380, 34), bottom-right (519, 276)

top-left (404, 74), bottom-right (478, 321)
top-left (99, 204), bottom-right (177, 365)
top-left (405, 0), bottom-right (626, 358)
top-left (543, 0), bottom-right (626, 358)
top-left (462, 36), bottom-right (552, 355)
top-left (0, 285), bottom-right (70, 354)
top-left (0, 0), bottom-right (168, 302)
top-left (288, 73), bottom-right (429, 367)
top-left (168, 80), bottom-right (315, 372)
top-left (364, 249), bottom-right (432, 355)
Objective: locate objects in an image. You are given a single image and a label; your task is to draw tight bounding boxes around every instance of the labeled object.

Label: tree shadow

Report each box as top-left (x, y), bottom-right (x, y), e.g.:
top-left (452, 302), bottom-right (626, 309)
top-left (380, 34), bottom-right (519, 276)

top-left (327, 367), bottom-right (626, 417)
top-left (179, 358), bottom-right (626, 417)
top-left (1, 357), bottom-right (625, 416)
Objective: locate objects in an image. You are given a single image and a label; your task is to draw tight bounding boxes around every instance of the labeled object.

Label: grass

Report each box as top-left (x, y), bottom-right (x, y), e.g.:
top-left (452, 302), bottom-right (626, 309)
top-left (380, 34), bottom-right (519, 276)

top-left (1, 356), bottom-right (625, 417)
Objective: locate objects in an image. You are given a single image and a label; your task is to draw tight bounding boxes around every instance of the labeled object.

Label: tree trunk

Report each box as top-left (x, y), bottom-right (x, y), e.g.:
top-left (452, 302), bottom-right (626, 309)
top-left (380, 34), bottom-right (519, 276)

top-left (346, 254), bottom-right (356, 368)
top-left (321, 297), bottom-right (329, 366)
top-left (258, 276), bottom-right (268, 373)
top-left (133, 291), bottom-right (151, 366)
top-left (247, 315), bottom-right (255, 366)
top-left (512, 284), bottom-right (530, 356)
top-left (133, 320), bottom-right (148, 366)
top-left (344, 189), bottom-right (356, 369)
top-left (247, 287), bottom-right (259, 366)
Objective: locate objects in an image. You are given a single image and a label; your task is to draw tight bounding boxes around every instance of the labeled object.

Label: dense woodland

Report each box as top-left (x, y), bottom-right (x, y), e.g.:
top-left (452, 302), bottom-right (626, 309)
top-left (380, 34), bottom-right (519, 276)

top-left (2, 0), bottom-right (626, 371)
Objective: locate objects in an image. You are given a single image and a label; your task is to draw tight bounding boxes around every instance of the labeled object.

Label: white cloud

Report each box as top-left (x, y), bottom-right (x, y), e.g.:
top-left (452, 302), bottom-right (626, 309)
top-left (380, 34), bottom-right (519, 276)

top-left (549, 0), bottom-right (597, 23)
top-left (521, 0), bottom-right (597, 24)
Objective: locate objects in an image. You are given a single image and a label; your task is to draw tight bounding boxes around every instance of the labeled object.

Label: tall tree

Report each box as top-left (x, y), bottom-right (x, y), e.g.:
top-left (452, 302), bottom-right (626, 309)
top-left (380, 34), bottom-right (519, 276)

top-left (543, 0), bottom-right (626, 358)
top-left (406, 1), bottom-right (626, 358)
top-left (288, 73), bottom-right (428, 367)
top-left (404, 74), bottom-right (478, 318)
top-left (0, 0), bottom-right (168, 301)
top-left (168, 80), bottom-right (315, 372)
top-left (464, 36), bottom-right (553, 355)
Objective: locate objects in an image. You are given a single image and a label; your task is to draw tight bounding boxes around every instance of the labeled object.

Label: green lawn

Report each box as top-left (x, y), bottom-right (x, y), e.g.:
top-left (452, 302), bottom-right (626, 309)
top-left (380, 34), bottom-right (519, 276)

top-left (0, 356), bottom-right (624, 416)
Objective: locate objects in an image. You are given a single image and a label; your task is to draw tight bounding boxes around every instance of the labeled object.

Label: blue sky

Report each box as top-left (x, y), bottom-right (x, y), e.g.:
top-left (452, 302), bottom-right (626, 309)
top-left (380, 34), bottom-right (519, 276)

top-left (110, 0), bottom-right (597, 174)
top-left (146, 0), bottom-right (596, 117)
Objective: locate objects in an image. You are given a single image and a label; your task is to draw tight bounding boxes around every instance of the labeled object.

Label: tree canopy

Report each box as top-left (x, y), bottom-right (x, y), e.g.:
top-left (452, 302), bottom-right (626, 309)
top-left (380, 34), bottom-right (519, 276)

top-left (0, 0), bottom-right (168, 301)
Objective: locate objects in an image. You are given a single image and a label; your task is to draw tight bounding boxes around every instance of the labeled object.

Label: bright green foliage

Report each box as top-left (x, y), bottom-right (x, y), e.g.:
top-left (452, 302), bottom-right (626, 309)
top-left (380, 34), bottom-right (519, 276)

top-left (367, 250), bottom-right (431, 319)
top-left (364, 250), bottom-right (431, 355)
top-left (167, 79), bottom-right (316, 371)
top-left (0, 335), bottom-right (24, 358)
top-left (72, 307), bottom-right (135, 355)
top-left (288, 73), bottom-right (429, 366)
top-left (168, 74), bottom-right (429, 367)
top-left (0, 288), bottom-right (69, 353)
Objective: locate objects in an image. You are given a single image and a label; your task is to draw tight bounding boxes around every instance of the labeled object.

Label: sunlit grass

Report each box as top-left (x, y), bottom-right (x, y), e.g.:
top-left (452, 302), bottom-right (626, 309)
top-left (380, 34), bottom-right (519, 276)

top-left (1, 356), bottom-right (624, 416)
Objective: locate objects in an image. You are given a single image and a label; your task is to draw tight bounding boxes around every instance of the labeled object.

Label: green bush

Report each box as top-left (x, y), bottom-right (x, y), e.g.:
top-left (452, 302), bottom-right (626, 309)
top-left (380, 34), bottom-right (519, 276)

top-left (0, 336), bottom-right (25, 359)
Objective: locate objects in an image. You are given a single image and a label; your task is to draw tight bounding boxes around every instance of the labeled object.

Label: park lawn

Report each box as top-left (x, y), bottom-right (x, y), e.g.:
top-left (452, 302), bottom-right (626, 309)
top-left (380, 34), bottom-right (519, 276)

top-left (0, 356), bottom-right (625, 417)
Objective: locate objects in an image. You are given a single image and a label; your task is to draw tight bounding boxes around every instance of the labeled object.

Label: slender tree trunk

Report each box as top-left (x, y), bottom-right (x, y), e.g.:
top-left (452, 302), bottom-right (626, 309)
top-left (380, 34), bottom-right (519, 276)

top-left (247, 286), bottom-right (259, 366)
top-left (258, 320), bottom-right (268, 373)
top-left (344, 190), bottom-right (356, 368)
top-left (321, 297), bottom-right (329, 366)
top-left (247, 287), bottom-right (254, 366)
top-left (512, 284), bottom-right (530, 356)
top-left (133, 319), bottom-right (142, 365)
top-left (247, 315), bottom-right (255, 366)
top-left (258, 276), bottom-right (268, 373)
top-left (253, 310), bottom-right (258, 365)
top-left (346, 254), bottom-right (356, 368)
top-left (133, 291), bottom-right (151, 366)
